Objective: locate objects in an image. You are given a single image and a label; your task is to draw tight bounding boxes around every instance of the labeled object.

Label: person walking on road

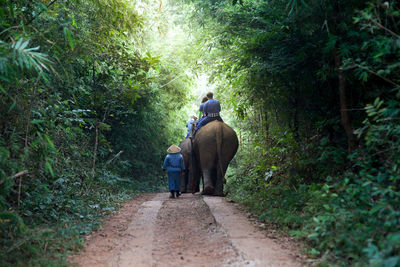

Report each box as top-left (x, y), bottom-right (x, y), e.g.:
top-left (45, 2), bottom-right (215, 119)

top-left (162, 144), bottom-right (185, 198)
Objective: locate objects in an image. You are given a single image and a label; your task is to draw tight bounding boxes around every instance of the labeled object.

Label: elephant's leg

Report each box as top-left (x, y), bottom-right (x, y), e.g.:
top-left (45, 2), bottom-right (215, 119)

top-left (180, 171), bottom-right (187, 193)
top-left (185, 170), bottom-right (190, 192)
top-left (187, 168), bottom-right (197, 193)
top-left (183, 171), bottom-right (190, 193)
top-left (197, 172), bottom-right (201, 192)
top-left (214, 164), bottom-right (224, 196)
top-left (202, 169), bottom-right (215, 195)
top-left (191, 164), bottom-right (201, 194)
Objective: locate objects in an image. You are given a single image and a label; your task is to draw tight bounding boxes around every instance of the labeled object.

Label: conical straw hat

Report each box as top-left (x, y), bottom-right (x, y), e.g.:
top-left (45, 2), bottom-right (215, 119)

top-left (167, 144), bottom-right (181, 154)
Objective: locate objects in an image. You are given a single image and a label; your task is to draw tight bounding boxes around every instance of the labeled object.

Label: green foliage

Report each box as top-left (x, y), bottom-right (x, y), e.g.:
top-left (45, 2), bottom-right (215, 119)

top-left (190, 0), bottom-right (400, 265)
top-left (0, 169), bottom-right (165, 266)
top-left (2, 0), bottom-right (400, 265)
top-left (227, 97), bottom-right (400, 264)
top-left (0, 0), bottom-right (189, 265)
top-left (0, 38), bottom-right (51, 77)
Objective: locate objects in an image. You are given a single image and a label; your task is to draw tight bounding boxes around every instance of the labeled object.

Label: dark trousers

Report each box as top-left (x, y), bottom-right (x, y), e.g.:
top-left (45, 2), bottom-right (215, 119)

top-left (195, 116), bottom-right (223, 132)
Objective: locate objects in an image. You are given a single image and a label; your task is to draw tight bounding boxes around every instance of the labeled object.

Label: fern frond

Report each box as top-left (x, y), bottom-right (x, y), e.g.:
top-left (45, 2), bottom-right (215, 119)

top-left (10, 38), bottom-right (52, 73)
top-left (0, 41), bottom-right (10, 76)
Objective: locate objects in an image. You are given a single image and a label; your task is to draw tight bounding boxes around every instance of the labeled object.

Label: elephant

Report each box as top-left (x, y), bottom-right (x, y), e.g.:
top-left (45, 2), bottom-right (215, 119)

top-left (191, 120), bottom-right (238, 196)
top-left (178, 119), bottom-right (199, 193)
top-left (178, 138), bottom-right (195, 193)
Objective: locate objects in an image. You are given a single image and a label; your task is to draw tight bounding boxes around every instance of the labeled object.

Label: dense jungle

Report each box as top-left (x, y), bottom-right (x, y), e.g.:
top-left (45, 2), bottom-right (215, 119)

top-left (1, 0), bottom-right (400, 266)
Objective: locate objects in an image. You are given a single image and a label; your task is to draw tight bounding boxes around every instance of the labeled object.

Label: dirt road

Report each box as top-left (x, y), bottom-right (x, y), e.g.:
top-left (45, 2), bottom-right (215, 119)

top-left (69, 193), bottom-right (307, 267)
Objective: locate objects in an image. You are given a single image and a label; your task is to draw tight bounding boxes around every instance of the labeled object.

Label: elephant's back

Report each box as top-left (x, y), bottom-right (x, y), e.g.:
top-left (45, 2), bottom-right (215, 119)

top-left (179, 138), bottom-right (191, 153)
top-left (195, 121), bottom-right (238, 148)
top-left (209, 121), bottom-right (237, 139)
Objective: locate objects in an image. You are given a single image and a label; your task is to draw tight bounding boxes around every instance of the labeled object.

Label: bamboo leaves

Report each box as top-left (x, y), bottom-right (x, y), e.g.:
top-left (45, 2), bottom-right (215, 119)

top-left (0, 38), bottom-right (51, 77)
top-left (11, 38), bottom-right (51, 72)
top-left (63, 27), bottom-right (75, 51)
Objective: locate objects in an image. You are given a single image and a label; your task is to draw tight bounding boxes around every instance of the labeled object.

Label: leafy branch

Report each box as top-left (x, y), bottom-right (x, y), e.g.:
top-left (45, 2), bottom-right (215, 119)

top-left (344, 63), bottom-right (400, 88)
top-left (0, 38), bottom-right (52, 77)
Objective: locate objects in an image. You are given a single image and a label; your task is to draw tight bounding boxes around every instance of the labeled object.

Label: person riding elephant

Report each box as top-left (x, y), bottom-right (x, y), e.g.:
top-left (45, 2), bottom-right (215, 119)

top-left (185, 115), bottom-right (197, 139)
top-left (191, 120), bottom-right (238, 196)
top-left (198, 96), bottom-right (208, 119)
top-left (192, 92), bottom-right (223, 138)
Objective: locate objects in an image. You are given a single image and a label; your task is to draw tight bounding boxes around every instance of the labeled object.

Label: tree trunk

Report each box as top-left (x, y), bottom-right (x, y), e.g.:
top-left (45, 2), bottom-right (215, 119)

top-left (92, 123), bottom-right (98, 176)
top-left (293, 87), bottom-right (299, 142)
top-left (259, 105), bottom-right (263, 135)
top-left (91, 62), bottom-right (97, 176)
top-left (25, 99), bottom-right (34, 148)
top-left (334, 48), bottom-right (356, 153)
top-left (264, 109), bottom-right (269, 143)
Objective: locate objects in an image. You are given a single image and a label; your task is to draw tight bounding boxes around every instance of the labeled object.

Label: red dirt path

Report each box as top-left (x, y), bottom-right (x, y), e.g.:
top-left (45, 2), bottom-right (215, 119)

top-left (69, 193), bottom-right (308, 267)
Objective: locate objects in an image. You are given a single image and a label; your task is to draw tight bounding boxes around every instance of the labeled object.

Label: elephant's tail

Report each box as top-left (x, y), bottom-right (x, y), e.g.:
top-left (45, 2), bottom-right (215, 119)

top-left (215, 123), bottom-right (225, 182)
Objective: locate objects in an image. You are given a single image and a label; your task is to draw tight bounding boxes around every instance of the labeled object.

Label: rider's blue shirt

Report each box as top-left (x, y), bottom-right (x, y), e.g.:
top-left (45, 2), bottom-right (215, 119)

top-left (186, 119), bottom-right (195, 138)
top-left (203, 99), bottom-right (221, 114)
top-left (186, 119), bottom-right (194, 130)
top-left (199, 103), bottom-right (205, 113)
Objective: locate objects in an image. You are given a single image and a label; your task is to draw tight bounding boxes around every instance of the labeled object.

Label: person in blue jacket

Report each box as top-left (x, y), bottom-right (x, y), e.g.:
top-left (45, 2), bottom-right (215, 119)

top-left (162, 144), bottom-right (185, 198)
top-left (192, 92), bottom-right (223, 138)
top-left (198, 96), bottom-right (208, 119)
top-left (185, 115), bottom-right (197, 139)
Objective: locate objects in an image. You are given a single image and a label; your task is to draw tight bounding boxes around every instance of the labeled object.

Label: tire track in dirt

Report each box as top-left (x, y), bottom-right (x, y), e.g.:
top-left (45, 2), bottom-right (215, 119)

top-left (69, 193), bottom-right (307, 267)
top-left (204, 196), bottom-right (305, 267)
top-left (69, 193), bottom-right (158, 267)
top-left (116, 194), bottom-right (164, 266)
top-left (152, 194), bottom-right (245, 267)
